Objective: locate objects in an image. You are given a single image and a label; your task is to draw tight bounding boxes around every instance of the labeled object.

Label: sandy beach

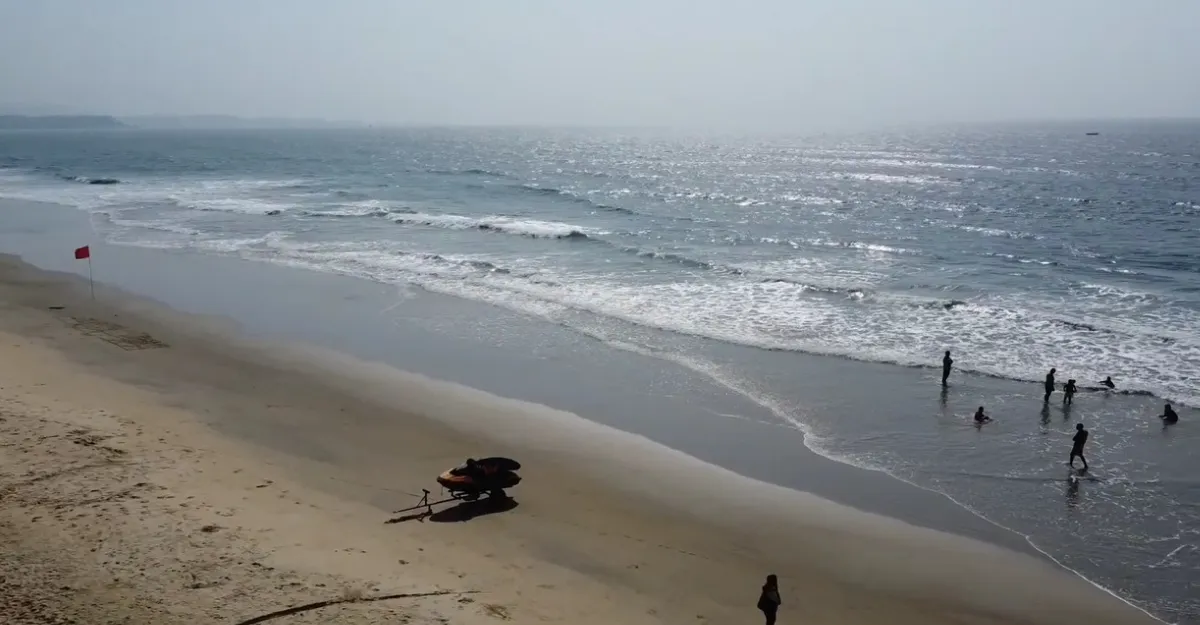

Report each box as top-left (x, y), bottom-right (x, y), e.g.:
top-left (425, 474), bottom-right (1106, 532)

top-left (0, 253), bottom-right (1164, 625)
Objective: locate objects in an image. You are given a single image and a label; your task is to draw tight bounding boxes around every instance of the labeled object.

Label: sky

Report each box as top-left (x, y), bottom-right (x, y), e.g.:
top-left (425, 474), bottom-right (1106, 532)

top-left (1, 0), bottom-right (1198, 130)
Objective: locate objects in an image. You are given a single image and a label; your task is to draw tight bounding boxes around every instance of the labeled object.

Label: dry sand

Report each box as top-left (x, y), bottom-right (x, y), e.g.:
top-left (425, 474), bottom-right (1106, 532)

top-left (0, 254), bottom-right (1163, 625)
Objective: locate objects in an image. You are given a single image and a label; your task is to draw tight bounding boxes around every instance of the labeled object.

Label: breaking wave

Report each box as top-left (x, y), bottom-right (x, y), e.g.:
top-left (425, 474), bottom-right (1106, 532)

top-left (58, 175), bottom-right (121, 185)
top-left (167, 197), bottom-right (292, 216)
top-left (299, 200), bottom-right (411, 218)
top-left (514, 183), bottom-right (639, 215)
top-left (388, 212), bottom-right (597, 240)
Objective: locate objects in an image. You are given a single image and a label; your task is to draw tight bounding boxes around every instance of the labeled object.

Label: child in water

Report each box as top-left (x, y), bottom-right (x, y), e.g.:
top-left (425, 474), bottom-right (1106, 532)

top-left (1161, 404), bottom-right (1179, 424)
top-left (1063, 379), bottom-right (1078, 405)
top-left (974, 406), bottom-right (992, 424)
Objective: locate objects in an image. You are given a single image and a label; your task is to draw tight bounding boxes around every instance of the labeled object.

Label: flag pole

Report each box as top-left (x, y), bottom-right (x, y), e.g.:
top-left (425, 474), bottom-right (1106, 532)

top-left (88, 256), bottom-right (94, 300)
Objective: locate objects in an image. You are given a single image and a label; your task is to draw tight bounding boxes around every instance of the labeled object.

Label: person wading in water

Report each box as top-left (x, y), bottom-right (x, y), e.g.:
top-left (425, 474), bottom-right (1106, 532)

top-left (1044, 368), bottom-right (1057, 402)
top-left (1063, 379), bottom-right (1078, 405)
top-left (1069, 423), bottom-right (1089, 471)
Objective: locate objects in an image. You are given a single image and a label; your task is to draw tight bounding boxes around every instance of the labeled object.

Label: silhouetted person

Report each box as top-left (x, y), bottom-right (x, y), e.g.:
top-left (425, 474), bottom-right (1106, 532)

top-left (463, 458), bottom-right (485, 481)
top-left (1161, 404), bottom-right (1179, 425)
top-left (942, 350), bottom-right (954, 385)
top-left (757, 574), bottom-right (781, 625)
top-left (974, 406), bottom-right (992, 424)
top-left (1069, 423), bottom-right (1089, 471)
top-left (1100, 376), bottom-right (1116, 390)
top-left (1044, 368), bottom-right (1057, 402)
top-left (1063, 379), bottom-right (1077, 405)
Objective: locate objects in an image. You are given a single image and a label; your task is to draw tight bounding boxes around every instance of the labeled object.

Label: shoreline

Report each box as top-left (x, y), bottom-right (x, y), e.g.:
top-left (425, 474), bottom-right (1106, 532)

top-left (565, 325), bottom-right (1173, 614)
top-left (0, 201), bottom-right (1041, 555)
top-left (0, 195), bottom-right (1188, 621)
top-left (0, 244), bottom-right (1166, 622)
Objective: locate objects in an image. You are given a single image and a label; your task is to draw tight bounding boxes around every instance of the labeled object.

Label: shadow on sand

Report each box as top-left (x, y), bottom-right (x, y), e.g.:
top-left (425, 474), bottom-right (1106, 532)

top-left (386, 496), bottom-right (519, 524)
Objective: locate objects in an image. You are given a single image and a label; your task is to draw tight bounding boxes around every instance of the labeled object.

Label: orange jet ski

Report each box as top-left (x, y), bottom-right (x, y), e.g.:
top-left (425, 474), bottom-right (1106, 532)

top-left (437, 457), bottom-right (521, 500)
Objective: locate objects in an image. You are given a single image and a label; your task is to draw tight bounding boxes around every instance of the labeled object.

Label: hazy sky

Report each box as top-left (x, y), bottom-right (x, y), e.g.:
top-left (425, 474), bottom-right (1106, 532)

top-left (2, 0), bottom-right (1198, 129)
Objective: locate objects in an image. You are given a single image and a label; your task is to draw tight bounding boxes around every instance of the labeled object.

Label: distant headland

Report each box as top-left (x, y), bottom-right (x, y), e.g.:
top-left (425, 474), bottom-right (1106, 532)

top-left (120, 115), bottom-right (363, 129)
top-left (0, 115), bottom-right (127, 130)
top-left (0, 112), bottom-right (363, 131)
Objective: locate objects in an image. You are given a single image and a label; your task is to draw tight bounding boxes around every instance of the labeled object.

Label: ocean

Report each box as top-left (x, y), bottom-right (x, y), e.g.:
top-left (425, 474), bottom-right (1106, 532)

top-left (1, 123), bottom-right (1197, 622)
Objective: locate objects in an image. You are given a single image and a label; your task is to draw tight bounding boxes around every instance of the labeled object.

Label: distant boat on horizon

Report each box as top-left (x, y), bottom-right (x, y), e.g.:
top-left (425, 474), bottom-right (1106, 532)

top-left (1086, 132), bottom-right (1100, 136)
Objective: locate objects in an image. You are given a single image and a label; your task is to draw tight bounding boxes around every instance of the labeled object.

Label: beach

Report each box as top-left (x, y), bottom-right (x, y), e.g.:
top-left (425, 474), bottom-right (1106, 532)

top-left (0, 251), bottom-right (1165, 623)
top-left (1, 124), bottom-right (1196, 622)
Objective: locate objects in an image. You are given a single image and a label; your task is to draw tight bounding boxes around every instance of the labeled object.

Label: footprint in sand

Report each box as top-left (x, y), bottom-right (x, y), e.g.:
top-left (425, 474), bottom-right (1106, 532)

top-left (481, 604), bottom-right (512, 620)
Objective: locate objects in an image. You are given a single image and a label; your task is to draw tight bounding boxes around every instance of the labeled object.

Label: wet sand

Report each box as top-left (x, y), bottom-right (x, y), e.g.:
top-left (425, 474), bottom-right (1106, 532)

top-left (0, 197), bottom-right (1040, 553)
top-left (0, 255), bottom-right (1164, 624)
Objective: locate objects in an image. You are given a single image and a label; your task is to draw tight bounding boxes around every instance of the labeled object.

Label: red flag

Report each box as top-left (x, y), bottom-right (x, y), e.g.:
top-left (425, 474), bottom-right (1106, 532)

top-left (74, 245), bottom-right (90, 260)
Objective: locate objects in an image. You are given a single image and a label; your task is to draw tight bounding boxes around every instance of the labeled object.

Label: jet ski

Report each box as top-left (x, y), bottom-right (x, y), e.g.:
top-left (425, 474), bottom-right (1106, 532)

top-left (437, 457), bottom-right (521, 500)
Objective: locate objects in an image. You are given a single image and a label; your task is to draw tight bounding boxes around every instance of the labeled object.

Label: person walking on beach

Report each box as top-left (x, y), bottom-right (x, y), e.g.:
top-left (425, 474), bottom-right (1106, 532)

top-left (1044, 368), bottom-right (1057, 402)
top-left (1069, 423), bottom-right (1089, 471)
top-left (941, 350), bottom-right (953, 386)
top-left (1161, 403), bottom-right (1179, 425)
top-left (757, 574), bottom-right (781, 625)
top-left (1063, 379), bottom-right (1078, 405)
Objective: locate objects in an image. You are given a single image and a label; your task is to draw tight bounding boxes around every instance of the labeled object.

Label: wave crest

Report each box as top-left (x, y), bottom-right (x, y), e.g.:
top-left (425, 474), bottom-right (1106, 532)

top-left (389, 212), bottom-right (596, 240)
top-left (58, 174), bottom-right (121, 185)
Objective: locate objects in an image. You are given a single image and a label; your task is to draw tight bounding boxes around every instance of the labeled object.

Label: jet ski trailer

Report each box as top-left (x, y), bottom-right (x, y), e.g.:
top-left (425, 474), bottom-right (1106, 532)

top-left (437, 456), bottom-right (522, 501)
top-left (391, 457), bottom-right (522, 519)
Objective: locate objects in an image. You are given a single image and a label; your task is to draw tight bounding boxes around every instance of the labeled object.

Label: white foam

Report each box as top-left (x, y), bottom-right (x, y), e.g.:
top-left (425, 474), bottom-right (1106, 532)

top-left (810, 171), bottom-right (947, 185)
top-left (103, 216), bottom-right (202, 237)
top-left (388, 212), bottom-right (598, 239)
top-left (0, 176), bottom-right (148, 211)
top-left (776, 194), bottom-right (843, 205)
top-left (946, 223), bottom-right (1041, 240)
top-left (0, 171), bottom-right (311, 216)
top-left (302, 199), bottom-right (395, 217)
top-left (726, 257), bottom-right (886, 291)
top-left (143, 230), bottom-right (1200, 408)
top-left (169, 196), bottom-right (292, 215)
top-left (760, 237), bottom-right (919, 256)
top-left (562, 327), bottom-right (851, 458)
top-left (194, 233), bottom-right (288, 253)
top-left (184, 178), bottom-right (312, 194)
top-left (73, 214), bottom-right (1200, 410)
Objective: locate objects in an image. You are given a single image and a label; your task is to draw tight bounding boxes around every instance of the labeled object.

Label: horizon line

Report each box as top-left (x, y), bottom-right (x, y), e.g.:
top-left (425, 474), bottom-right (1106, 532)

top-left (4, 112), bottom-right (1200, 133)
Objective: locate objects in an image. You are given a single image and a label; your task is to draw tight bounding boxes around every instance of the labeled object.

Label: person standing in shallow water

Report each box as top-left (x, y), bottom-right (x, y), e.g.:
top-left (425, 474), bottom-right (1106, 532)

top-left (757, 574), bottom-right (781, 625)
top-left (1063, 379), bottom-right (1078, 405)
top-left (941, 350), bottom-right (953, 385)
top-left (1069, 423), bottom-right (1089, 471)
top-left (1044, 368), bottom-right (1057, 402)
